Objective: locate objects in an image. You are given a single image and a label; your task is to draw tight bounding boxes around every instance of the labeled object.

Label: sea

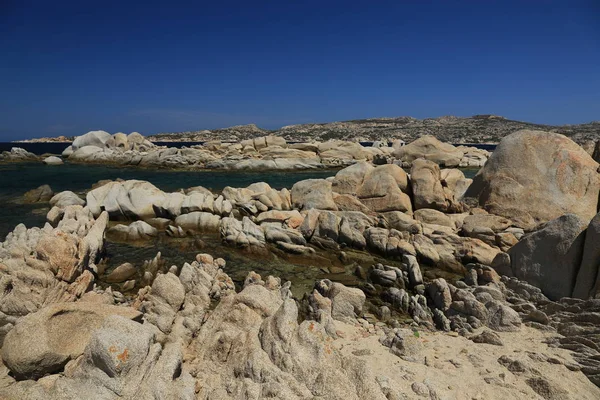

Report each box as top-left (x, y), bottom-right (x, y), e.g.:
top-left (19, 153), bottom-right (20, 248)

top-left (0, 141), bottom-right (483, 293)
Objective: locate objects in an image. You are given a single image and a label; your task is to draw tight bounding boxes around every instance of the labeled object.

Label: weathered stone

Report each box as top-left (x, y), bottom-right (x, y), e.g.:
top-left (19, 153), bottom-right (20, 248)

top-left (414, 208), bottom-right (454, 228)
top-left (427, 278), bottom-right (452, 311)
top-left (357, 165), bottom-right (413, 213)
top-left (508, 214), bottom-right (587, 300)
top-left (107, 220), bottom-right (158, 242)
top-left (410, 159), bottom-right (449, 211)
top-left (49, 191), bottom-right (85, 208)
top-left (1, 302), bottom-right (141, 380)
top-left (43, 156), bottom-right (63, 165)
top-left (23, 185), bottom-right (54, 203)
top-left (71, 130), bottom-right (111, 150)
top-left (486, 300), bottom-right (522, 332)
top-left (574, 212), bottom-right (600, 299)
top-left (315, 279), bottom-right (365, 322)
top-left (331, 161), bottom-right (374, 195)
top-left (470, 329), bottom-right (504, 346)
top-left (105, 262), bottom-right (137, 283)
top-left (393, 135), bottom-right (464, 166)
top-left (291, 179), bottom-right (337, 211)
top-left (465, 130), bottom-right (600, 230)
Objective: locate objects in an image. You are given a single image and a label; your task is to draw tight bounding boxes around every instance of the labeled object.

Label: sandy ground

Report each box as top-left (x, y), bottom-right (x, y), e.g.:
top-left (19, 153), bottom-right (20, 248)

top-left (333, 323), bottom-right (600, 400)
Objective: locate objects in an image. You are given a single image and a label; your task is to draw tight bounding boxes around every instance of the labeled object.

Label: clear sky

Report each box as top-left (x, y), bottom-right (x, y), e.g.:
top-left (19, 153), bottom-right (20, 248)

top-left (1, 0), bottom-right (599, 140)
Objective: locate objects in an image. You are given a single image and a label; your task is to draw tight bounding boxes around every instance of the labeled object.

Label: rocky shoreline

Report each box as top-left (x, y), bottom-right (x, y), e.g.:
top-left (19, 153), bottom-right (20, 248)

top-left (1, 129), bottom-right (600, 398)
top-left (6, 129), bottom-right (489, 170)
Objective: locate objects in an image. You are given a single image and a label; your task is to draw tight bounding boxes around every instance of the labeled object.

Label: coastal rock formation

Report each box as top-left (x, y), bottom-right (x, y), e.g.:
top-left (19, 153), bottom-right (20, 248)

top-left (77, 165), bottom-right (522, 273)
top-left (291, 179), bottom-right (337, 211)
top-left (66, 131), bottom-right (156, 157)
top-left (2, 164), bottom-right (600, 397)
top-left (393, 135), bottom-right (465, 167)
top-left (466, 130), bottom-right (600, 230)
top-left (508, 214), bottom-right (587, 300)
top-left (0, 207), bottom-right (109, 353)
top-left (23, 184), bottom-right (54, 203)
top-left (107, 220), bottom-right (159, 242)
top-left (1, 242), bottom-right (598, 399)
top-left (0, 147), bottom-right (38, 163)
top-left (50, 191), bottom-right (85, 208)
top-left (411, 159), bottom-right (452, 211)
top-left (71, 130), bottom-right (111, 150)
top-left (504, 210), bottom-right (600, 301)
top-left (64, 131), bottom-right (391, 170)
top-left (61, 130), bottom-right (488, 170)
top-left (1, 302), bottom-right (141, 379)
top-left (356, 164), bottom-right (412, 213)
top-left (43, 156), bottom-right (63, 165)
top-left (574, 212), bottom-right (600, 299)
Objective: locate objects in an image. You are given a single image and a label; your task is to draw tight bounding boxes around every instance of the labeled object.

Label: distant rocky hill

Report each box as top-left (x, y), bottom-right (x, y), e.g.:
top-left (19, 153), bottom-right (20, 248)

top-left (149, 115), bottom-right (600, 145)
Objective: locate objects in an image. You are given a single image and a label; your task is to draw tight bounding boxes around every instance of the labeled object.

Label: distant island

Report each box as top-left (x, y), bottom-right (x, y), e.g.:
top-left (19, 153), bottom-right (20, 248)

top-left (15, 135), bottom-right (74, 143)
top-left (149, 114), bottom-right (600, 145)
top-left (13, 114), bottom-right (600, 145)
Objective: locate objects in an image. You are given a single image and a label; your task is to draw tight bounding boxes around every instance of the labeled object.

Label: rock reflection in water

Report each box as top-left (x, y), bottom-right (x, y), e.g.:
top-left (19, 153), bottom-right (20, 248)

top-left (101, 232), bottom-right (461, 303)
top-left (102, 233), bottom-right (354, 298)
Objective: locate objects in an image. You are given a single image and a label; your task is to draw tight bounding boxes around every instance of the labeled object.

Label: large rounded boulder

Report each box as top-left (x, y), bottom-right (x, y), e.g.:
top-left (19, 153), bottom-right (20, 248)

top-left (465, 130), bottom-right (600, 230)
top-left (393, 135), bottom-right (464, 167)
top-left (71, 130), bottom-right (112, 151)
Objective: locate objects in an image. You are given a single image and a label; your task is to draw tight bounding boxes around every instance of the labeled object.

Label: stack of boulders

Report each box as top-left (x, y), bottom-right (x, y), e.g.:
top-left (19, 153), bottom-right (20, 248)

top-left (69, 160), bottom-right (505, 273)
top-left (61, 130), bottom-right (490, 171)
top-left (0, 132), bottom-right (489, 169)
top-left (63, 130), bottom-right (157, 160)
top-left (62, 131), bottom-right (394, 170)
top-left (463, 129), bottom-right (600, 300)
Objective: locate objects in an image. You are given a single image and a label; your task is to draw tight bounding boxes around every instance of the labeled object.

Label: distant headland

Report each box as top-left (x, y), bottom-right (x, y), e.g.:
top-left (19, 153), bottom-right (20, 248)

top-left (13, 114), bottom-right (600, 145)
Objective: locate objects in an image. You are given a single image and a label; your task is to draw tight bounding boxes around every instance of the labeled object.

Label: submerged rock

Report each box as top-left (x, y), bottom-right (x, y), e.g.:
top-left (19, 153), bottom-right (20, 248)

top-left (107, 220), bottom-right (158, 241)
top-left (23, 184), bottom-right (54, 203)
top-left (43, 156), bottom-right (63, 165)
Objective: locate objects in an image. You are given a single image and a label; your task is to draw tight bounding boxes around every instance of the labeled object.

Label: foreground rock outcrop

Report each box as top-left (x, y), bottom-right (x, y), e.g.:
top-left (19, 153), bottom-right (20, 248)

top-left (1, 235), bottom-right (598, 399)
top-left (505, 211), bottom-right (600, 301)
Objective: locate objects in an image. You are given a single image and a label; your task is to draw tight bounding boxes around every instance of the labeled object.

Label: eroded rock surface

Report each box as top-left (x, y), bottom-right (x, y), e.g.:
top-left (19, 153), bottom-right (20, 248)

top-left (466, 130), bottom-right (600, 230)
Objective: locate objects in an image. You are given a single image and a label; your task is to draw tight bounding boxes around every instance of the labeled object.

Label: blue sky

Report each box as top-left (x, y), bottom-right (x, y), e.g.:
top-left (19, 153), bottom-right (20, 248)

top-left (1, 0), bottom-right (599, 140)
